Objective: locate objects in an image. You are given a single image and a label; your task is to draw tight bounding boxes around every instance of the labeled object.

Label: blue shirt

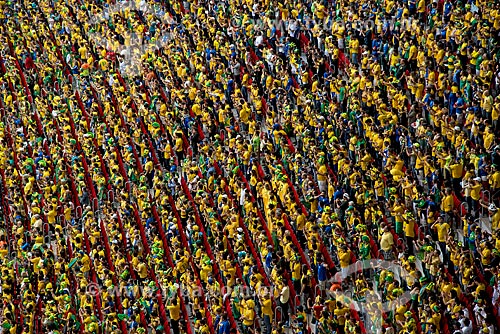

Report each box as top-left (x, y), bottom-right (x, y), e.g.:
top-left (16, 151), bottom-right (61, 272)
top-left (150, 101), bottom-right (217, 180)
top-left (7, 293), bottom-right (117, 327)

top-left (372, 39), bottom-right (381, 56)
top-left (333, 189), bottom-right (344, 200)
top-left (425, 200), bottom-right (437, 212)
top-left (214, 315), bottom-right (221, 329)
top-left (183, 116), bottom-right (194, 129)
top-left (318, 196), bottom-right (329, 211)
top-left (452, 69), bottom-right (461, 84)
top-left (444, 2), bottom-right (452, 16)
top-left (454, 97), bottom-right (464, 114)
top-left (265, 252), bottom-right (273, 269)
top-left (318, 264), bottom-right (327, 281)
top-left (219, 320), bottom-right (230, 334)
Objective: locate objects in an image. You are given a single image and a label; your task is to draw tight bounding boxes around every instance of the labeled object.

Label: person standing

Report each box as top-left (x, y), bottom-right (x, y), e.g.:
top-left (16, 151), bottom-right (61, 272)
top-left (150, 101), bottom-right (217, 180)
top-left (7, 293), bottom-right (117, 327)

top-left (166, 297), bottom-right (181, 334)
top-left (317, 260), bottom-right (328, 291)
top-left (259, 290), bottom-right (273, 334)
top-left (432, 216), bottom-right (450, 264)
top-left (218, 313), bottom-right (230, 334)
top-left (279, 281), bottom-right (290, 326)
top-left (380, 226), bottom-right (395, 260)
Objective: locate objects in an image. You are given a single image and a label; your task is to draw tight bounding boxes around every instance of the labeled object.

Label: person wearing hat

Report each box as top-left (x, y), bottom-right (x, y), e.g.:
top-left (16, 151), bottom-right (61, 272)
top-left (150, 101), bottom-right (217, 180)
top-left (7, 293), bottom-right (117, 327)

top-left (359, 235), bottom-right (371, 261)
top-left (479, 201), bottom-right (500, 231)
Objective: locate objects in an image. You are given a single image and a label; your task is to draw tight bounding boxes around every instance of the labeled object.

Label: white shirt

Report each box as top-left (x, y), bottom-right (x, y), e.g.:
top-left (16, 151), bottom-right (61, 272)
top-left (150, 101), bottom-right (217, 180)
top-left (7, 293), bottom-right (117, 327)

top-left (254, 35), bottom-right (263, 47)
top-left (462, 325), bottom-right (473, 334)
top-left (280, 285), bottom-right (290, 304)
top-left (459, 318), bottom-right (472, 334)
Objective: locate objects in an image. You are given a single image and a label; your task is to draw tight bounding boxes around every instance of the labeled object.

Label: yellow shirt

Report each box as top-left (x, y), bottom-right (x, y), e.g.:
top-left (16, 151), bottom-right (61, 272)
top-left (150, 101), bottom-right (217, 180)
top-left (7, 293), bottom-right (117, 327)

top-left (242, 306), bottom-right (255, 326)
top-left (492, 210), bottom-right (500, 230)
top-left (481, 248), bottom-right (492, 265)
top-left (350, 38), bottom-right (359, 54)
top-left (471, 183), bottom-right (482, 201)
top-left (339, 249), bottom-right (351, 268)
top-left (491, 171), bottom-right (500, 190)
top-left (404, 220), bottom-right (415, 238)
top-left (167, 301), bottom-right (181, 321)
top-left (449, 163), bottom-right (463, 178)
top-left (317, 164), bottom-right (327, 181)
top-left (137, 262), bottom-right (148, 279)
top-left (493, 103), bottom-right (499, 121)
top-left (261, 297), bottom-right (272, 318)
top-left (441, 195), bottom-right (454, 213)
top-left (417, 0), bottom-right (425, 12)
top-left (175, 137), bottom-right (183, 152)
top-left (292, 261), bottom-right (301, 280)
top-left (392, 205), bottom-right (404, 223)
top-left (380, 232), bottom-right (394, 251)
top-left (435, 222), bottom-right (450, 242)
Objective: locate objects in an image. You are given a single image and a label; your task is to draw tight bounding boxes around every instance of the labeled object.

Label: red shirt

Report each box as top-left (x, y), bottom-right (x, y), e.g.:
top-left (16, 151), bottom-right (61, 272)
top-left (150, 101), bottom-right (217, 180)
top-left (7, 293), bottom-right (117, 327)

top-left (25, 57), bottom-right (34, 70)
top-left (313, 304), bottom-right (324, 319)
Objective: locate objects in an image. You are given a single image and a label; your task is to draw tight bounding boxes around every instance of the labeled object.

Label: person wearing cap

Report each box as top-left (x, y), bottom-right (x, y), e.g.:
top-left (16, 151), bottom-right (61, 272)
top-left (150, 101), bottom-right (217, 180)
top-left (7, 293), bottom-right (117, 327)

top-left (359, 235), bottom-right (371, 261)
top-left (479, 201), bottom-right (500, 231)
